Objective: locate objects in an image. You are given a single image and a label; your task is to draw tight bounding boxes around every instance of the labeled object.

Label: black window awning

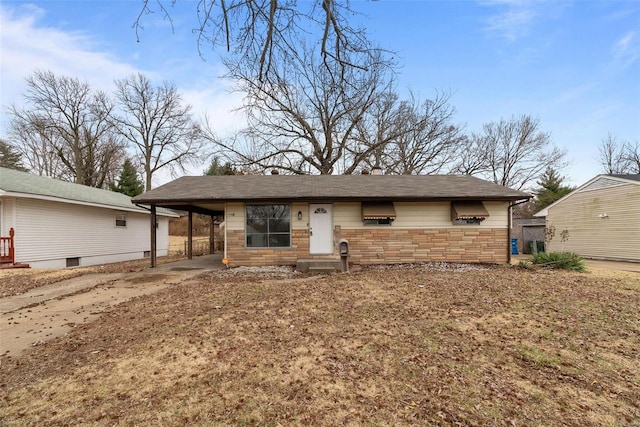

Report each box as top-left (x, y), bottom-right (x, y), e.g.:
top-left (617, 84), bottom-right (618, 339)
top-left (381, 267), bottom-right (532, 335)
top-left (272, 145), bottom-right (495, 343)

top-left (362, 201), bottom-right (397, 220)
top-left (451, 201), bottom-right (490, 221)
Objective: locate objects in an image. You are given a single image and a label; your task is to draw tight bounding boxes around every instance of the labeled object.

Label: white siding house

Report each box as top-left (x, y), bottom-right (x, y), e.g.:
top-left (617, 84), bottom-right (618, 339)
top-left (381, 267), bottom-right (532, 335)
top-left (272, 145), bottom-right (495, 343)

top-left (535, 174), bottom-right (640, 263)
top-left (0, 167), bottom-right (178, 268)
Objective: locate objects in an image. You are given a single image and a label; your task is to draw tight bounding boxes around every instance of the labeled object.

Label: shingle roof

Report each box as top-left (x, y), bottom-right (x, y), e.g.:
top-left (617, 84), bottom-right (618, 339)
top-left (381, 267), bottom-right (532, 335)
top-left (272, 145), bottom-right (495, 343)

top-left (0, 167), bottom-right (177, 216)
top-left (132, 174), bottom-right (530, 204)
top-left (609, 174), bottom-right (640, 182)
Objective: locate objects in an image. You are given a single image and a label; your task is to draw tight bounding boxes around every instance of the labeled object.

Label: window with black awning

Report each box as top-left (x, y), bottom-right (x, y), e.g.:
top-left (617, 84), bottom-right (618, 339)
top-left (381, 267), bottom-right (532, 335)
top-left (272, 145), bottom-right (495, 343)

top-left (451, 201), bottom-right (490, 223)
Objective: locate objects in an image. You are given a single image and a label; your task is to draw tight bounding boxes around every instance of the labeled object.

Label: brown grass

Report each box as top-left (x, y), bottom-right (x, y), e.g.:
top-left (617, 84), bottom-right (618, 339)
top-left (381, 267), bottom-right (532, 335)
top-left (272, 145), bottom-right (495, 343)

top-left (1, 265), bottom-right (639, 426)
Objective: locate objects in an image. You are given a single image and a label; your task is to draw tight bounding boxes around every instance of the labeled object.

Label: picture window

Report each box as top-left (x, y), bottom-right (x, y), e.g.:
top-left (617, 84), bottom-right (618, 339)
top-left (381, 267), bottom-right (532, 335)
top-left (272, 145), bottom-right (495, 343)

top-left (245, 204), bottom-right (291, 248)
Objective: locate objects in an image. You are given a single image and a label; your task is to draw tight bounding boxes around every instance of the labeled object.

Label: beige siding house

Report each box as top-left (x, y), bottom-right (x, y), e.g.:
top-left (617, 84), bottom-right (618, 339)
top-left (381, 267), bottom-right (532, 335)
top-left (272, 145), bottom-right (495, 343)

top-left (133, 174), bottom-right (529, 268)
top-left (536, 174), bottom-right (640, 262)
top-left (0, 167), bottom-right (178, 268)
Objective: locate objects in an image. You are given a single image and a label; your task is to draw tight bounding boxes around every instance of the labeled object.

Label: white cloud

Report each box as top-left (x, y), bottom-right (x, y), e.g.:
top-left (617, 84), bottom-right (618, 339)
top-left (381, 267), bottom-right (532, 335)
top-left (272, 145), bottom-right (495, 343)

top-left (0, 5), bottom-right (138, 103)
top-left (481, 0), bottom-right (538, 41)
top-left (0, 4), bottom-right (246, 139)
top-left (612, 31), bottom-right (639, 68)
top-left (553, 82), bottom-right (597, 105)
top-left (480, 0), bottom-right (568, 43)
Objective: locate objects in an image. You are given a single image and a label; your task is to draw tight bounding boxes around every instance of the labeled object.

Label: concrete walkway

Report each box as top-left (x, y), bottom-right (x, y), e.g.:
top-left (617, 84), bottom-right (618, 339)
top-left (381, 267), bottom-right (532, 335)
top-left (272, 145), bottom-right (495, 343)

top-left (512, 254), bottom-right (640, 273)
top-left (1, 255), bottom-right (224, 358)
top-left (583, 259), bottom-right (640, 273)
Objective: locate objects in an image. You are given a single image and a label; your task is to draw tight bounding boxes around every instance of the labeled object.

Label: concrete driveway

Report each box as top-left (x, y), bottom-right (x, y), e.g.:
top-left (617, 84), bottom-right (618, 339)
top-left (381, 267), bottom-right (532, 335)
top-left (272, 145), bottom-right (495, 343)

top-left (583, 259), bottom-right (640, 273)
top-left (512, 254), bottom-right (640, 273)
top-left (1, 255), bottom-right (224, 358)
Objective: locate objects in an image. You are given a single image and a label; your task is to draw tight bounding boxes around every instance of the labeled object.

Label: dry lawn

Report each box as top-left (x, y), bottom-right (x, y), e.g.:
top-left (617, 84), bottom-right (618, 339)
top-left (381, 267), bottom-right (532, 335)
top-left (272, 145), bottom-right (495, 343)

top-left (1, 264), bottom-right (639, 426)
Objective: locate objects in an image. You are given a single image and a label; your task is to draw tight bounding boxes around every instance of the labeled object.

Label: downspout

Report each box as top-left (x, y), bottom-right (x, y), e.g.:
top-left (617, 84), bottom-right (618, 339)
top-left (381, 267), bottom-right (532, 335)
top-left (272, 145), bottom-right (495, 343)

top-left (507, 199), bottom-right (530, 264)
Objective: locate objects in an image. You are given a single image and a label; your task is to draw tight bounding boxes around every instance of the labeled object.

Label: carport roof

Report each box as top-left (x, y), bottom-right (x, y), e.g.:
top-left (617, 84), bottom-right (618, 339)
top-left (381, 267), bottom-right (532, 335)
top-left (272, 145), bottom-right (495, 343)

top-left (132, 174), bottom-right (530, 205)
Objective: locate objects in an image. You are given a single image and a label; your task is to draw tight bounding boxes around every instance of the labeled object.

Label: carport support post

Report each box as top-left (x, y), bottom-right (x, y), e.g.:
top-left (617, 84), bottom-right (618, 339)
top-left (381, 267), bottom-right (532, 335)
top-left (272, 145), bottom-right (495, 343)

top-left (151, 204), bottom-right (157, 268)
top-left (209, 216), bottom-right (215, 254)
top-left (507, 204), bottom-right (513, 265)
top-left (507, 198), bottom-right (530, 264)
top-left (188, 211), bottom-right (193, 260)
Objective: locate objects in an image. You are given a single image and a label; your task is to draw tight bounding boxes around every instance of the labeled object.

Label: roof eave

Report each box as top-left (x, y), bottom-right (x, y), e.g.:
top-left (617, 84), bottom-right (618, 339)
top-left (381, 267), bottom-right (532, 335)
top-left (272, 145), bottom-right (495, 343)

top-left (133, 194), bottom-right (530, 205)
top-left (4, 191), bottom-right (178, 217)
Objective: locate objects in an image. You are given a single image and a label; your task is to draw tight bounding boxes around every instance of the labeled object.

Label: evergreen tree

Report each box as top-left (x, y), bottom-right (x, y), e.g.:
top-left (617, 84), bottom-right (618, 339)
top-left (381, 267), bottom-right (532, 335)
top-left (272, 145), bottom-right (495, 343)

top-left (533, 168), bottom-right (573, 212)
top-left (110, 159), bottom-right (144, 197)
top-left (204, 157), bottom-right (236, 176)
top-left (0, 139), bottom-right (27, 171)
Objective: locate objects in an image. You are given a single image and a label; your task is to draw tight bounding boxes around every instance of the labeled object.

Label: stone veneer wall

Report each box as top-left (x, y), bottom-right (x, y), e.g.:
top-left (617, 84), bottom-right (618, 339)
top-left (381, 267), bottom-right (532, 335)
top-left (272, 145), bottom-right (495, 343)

top-left (225, 227), bottom-right (508, 267)
top-left (226, 229), bottom-right (310, 267)
top-left (336, 227), bottom-right (508, 265)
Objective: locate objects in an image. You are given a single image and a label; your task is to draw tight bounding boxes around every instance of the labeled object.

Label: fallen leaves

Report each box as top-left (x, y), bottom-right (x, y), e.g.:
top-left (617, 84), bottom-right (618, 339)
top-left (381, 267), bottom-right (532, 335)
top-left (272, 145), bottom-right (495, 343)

top-left (1, 264), bottom-right (639, 426)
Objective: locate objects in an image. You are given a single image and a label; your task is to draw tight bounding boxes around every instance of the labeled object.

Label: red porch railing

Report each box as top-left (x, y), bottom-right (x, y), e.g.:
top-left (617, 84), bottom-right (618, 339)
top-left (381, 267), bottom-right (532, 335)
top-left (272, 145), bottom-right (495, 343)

top-left (0, 228), bottom-right (15, 265)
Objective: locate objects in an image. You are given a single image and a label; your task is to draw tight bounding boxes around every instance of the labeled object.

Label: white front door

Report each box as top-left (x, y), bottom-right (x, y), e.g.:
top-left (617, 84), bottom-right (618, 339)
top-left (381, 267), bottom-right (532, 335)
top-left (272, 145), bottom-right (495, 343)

top-left (309, 204), bottom-right (333, 254)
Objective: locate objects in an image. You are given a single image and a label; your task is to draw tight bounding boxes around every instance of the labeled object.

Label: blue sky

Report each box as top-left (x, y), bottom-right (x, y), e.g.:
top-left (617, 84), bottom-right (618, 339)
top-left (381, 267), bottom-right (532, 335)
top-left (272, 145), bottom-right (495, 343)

top-left (1, 0), bottom-right (639, 187)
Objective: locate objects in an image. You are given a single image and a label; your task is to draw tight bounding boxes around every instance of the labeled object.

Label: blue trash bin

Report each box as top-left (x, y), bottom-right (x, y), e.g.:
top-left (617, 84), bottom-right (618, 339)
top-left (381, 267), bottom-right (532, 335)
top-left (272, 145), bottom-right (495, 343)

top-left (511, 238), bottom-right (518, 255)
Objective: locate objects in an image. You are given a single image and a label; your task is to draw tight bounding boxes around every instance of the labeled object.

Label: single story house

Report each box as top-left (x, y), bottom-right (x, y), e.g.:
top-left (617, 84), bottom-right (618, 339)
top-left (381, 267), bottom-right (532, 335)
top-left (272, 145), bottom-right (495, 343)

top-left (535, 174), bottom-right (640, 263)
top-left (0, 167), bottom-right (178, 268)
top-left (132, 174), bottom-right (530, 269)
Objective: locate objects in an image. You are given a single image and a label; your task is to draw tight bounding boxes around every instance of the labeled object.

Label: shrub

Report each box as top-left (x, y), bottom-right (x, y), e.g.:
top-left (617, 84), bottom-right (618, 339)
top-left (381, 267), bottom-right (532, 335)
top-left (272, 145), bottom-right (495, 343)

top-left (531, 252), bottom-right (586, 272)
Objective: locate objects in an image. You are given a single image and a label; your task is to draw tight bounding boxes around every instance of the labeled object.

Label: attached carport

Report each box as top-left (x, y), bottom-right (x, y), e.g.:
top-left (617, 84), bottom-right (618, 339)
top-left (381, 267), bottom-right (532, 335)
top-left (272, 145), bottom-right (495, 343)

top-left (133, 185), bottom-right (225, 268)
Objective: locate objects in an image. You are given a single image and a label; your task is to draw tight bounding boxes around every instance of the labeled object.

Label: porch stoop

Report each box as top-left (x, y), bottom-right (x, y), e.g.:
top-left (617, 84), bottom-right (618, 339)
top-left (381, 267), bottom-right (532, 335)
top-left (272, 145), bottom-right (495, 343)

top-left (296, 258), bottom-right (344, 273)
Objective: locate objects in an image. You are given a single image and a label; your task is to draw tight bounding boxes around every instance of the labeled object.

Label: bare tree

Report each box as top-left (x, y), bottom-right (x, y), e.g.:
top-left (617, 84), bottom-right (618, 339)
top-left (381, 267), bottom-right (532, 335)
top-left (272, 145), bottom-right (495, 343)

top-left (454, 115), bottom-right (566, 191)
top-left (9, 71), bottom-right (125, 187)
top-left (134, 0), bottom-right (370, 83)
top-left (9, 117), bottom-right (68, 179)
top-left (623, 141), bottom-right (640, 173)
top-left (205, 43), bottom-right (396, 174)
top-left (112, 73), bottom-right (204, 190)
top-left (356, 91), bottom-right (464, 175)
top-left (598, 133), bottom-right (628, 174)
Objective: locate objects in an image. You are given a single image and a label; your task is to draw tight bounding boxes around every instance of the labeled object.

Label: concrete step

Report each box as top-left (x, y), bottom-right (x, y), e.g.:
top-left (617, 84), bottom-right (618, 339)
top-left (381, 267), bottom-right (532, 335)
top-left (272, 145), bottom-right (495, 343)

top-left (308, 266), bottom-right (337, 274)
top-left (296, 258), bottom-right (344, 273)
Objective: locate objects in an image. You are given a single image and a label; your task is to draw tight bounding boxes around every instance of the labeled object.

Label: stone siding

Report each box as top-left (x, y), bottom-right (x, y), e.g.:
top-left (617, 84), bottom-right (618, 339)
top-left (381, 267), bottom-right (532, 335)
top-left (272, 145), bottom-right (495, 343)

top-left (337, 227), bottom-right (508, 264)
top-left (226, 229), bottom-right (310, 267)
top-left (226, 227), bottom-right (508, 267)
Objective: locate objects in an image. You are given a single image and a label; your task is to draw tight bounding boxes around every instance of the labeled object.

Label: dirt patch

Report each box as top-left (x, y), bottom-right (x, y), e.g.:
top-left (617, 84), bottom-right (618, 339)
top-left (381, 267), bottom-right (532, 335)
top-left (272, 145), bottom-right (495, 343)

top-left (1, 264), bottom-right (639, 426)
top-left (127, 274), bottom-right (170, 284)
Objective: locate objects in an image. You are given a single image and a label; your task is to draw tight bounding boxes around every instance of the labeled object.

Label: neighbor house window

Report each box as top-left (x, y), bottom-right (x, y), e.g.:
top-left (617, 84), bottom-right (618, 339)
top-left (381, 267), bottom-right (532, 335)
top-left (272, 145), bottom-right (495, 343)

top-left (115, 214), bottom-right (127, 227)
top-left (245, 204), bottom-right (291, 248)
top-left (66, 257), bottom-right (80, 267)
